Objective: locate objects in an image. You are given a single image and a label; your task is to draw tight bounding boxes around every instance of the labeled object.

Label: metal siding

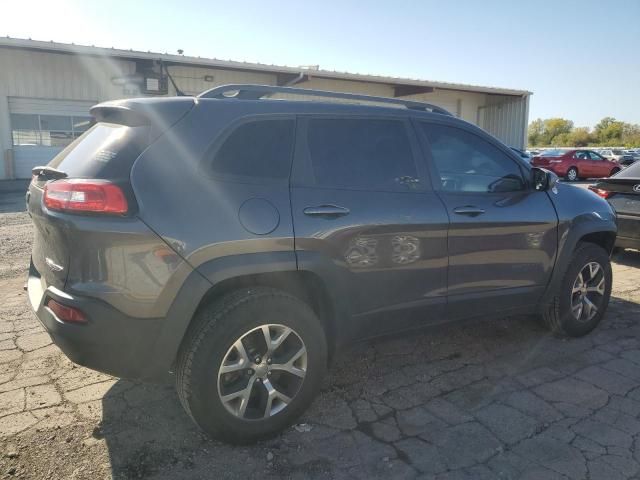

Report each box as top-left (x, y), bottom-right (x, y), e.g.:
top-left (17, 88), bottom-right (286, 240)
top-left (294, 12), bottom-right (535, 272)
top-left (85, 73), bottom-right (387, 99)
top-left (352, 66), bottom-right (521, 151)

top-left (482, 96), bottom-right (528, 148)
top-left (0, 48), bottom-right (136, 101)
top-left (166, 65), bottom-right (276, 96)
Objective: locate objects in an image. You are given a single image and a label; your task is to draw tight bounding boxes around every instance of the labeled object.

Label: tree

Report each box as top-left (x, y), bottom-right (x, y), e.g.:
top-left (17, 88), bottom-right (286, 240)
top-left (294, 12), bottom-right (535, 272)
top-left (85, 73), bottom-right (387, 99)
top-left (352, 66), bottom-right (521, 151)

top-left (543, 118), bottom-right (574, 144)
top-left (566, 127), bottom-right (592, 147)
top-left (528, 119), bottom-right (545, 146)
top-left (594, 117), bottom-right (624, 145)
top-left (527, 117), bottom-right (640, 148)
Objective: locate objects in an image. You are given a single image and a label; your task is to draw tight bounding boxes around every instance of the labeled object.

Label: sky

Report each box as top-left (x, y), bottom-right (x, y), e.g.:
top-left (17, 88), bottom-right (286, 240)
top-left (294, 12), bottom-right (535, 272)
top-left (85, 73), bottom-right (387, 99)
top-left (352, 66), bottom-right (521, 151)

top-left (1, 0), bottom-right (639, 128)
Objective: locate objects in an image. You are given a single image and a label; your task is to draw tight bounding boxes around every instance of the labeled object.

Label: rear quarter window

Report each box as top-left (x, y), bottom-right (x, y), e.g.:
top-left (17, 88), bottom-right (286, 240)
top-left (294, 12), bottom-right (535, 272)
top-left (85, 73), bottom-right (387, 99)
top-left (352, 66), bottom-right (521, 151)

top-left (207, 119), bottom-right (295, 180)
top-left (49, 123), bottom-right (150, 180)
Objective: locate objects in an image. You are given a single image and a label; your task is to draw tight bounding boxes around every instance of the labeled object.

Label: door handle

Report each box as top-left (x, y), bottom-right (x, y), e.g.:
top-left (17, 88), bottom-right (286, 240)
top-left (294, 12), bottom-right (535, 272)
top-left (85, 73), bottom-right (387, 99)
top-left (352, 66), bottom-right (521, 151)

top-left (303, 205), bottom-right (350, 217)
top-left (453, 206), bottom-right (485, 216)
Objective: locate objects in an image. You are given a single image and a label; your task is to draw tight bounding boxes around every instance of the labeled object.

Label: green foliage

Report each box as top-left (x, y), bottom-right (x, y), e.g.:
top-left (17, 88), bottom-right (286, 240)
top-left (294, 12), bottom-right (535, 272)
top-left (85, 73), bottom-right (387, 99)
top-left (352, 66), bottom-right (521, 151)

top-left (528, 117), bottom-right (640, 148)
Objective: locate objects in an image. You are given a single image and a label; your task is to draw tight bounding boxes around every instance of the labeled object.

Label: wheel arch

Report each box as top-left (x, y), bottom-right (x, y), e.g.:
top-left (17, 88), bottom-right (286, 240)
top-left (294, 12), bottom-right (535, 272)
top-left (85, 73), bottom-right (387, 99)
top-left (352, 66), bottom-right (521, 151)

top-left (149, 253), bottom-right (343, 377)
top-left (539, 222), bottom-right (616, 309)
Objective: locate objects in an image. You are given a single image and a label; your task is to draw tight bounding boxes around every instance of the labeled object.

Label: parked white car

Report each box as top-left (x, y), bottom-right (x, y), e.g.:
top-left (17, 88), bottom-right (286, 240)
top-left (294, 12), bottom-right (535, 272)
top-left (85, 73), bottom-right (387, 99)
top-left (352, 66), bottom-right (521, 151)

top-left (600, 149), bottom-right (634, 166)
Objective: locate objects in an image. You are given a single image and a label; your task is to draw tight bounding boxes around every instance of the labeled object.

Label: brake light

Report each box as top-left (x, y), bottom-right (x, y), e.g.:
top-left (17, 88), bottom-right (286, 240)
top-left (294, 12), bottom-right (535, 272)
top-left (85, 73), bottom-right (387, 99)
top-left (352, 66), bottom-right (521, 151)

top-left (44, 179), bottom-right (128, 215)
top-left (46, 299), bottom-right (87, 324)
top-left (588, 186), bottom-right (613, 199)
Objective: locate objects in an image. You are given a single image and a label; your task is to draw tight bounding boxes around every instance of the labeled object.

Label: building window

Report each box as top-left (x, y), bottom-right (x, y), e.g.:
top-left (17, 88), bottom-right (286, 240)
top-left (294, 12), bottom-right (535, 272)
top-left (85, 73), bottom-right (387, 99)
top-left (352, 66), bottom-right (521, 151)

top-left (11, 114), bottom-right (93, 147)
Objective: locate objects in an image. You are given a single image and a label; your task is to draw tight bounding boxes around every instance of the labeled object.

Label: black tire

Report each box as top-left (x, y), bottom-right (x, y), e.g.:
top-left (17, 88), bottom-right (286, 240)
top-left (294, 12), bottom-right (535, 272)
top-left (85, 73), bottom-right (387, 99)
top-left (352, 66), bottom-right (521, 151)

top-left (175, 287), bottom-right (327, 444)
top-left (610, 168), bottom-right (620, 177)
top-left (541, 244), bottom-right (612, 337)
top-left (565, 167), bottom-right (579, 182)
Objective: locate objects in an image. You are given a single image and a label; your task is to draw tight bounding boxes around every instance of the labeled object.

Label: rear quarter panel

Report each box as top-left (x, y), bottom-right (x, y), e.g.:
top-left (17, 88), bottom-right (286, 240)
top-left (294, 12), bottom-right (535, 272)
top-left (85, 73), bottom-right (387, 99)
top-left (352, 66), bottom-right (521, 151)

top-left (130, 102), bottom-right (296, 285)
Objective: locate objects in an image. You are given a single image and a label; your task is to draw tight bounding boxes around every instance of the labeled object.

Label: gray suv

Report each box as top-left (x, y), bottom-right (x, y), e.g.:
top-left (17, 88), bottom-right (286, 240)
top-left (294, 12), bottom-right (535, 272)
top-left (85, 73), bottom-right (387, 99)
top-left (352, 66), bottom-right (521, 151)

top-left (26, 85), bottom-right (617, 444)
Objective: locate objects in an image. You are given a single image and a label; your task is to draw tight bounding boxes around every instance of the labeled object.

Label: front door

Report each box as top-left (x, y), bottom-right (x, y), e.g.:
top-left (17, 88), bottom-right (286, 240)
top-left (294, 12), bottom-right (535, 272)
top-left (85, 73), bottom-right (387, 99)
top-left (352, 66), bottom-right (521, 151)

top-left (290, 116), bottom-right (449, 338)
top-left (415, 120), bottom-right (558, 319)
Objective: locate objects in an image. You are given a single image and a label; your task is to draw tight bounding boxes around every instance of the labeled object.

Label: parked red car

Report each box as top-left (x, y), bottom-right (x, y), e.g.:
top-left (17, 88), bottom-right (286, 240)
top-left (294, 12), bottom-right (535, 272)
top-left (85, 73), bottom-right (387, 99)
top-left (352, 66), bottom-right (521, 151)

top-left (531, 149), bottom-right (622, 181)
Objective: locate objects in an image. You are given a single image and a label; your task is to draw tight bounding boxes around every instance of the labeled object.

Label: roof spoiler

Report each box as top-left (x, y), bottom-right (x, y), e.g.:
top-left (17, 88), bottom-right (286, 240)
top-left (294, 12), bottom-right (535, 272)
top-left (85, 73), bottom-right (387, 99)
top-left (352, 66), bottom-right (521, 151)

top-left (90, 97), bottom-right (197, 132)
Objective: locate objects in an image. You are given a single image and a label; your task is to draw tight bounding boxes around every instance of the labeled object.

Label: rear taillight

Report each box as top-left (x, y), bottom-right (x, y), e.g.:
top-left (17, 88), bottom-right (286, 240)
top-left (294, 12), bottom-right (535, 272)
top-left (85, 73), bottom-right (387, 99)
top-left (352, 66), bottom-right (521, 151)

top-left (46, 299), bottom-right (87, 324)
top-left (588, 186), bottom-right (613, 199)
top-left (44, 179), bottom-right (128, 215)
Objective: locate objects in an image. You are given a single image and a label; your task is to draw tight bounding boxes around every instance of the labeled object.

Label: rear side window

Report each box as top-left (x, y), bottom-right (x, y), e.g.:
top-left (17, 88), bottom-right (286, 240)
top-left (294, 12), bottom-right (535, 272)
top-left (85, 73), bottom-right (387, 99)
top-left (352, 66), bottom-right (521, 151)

top-left (210, 119), bottom-right (295, 179)
top-left (49, 123), bottom-right (150, 179)
top-left (306, 118), bottom-right (419, 191)
top-left (421, 123), bottom-right (525, 193)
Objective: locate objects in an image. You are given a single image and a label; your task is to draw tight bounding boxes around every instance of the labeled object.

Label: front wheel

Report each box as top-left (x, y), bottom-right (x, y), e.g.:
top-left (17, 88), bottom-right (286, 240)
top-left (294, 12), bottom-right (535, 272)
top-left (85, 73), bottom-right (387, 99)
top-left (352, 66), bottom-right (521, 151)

top-left (566, 167), bottom-right (579, 182)
top-left (175, 287), bottom-right (327, 444)
top-left (541, 244), bottom-right (612, 337)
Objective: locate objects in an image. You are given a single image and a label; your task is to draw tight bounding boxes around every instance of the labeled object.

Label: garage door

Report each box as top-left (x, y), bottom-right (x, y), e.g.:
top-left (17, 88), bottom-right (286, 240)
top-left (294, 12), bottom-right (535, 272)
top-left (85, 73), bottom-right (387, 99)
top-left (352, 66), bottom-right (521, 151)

top-left (9, 98), bottom-right (96, 178)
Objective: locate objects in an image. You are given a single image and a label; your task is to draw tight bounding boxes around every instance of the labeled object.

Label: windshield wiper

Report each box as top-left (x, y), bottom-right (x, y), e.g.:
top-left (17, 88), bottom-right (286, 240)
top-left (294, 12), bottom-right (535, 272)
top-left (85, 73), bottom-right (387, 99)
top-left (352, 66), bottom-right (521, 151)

top-left (31, 166), bottom-right (68, 180)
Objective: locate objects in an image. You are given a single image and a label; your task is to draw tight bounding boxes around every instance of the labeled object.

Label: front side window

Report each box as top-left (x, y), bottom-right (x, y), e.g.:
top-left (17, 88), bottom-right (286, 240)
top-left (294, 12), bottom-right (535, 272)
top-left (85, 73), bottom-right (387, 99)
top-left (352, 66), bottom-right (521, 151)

top-left (420, 123), bottom-right (525, 193)
top-left (306, 118), bottom-right (419, 191)
top-left (10, 113), bottom-right (92, 147)
top-left (210, 119), bottom-right (295, 180)
top-left (575, 151), bottom-right (589, 160)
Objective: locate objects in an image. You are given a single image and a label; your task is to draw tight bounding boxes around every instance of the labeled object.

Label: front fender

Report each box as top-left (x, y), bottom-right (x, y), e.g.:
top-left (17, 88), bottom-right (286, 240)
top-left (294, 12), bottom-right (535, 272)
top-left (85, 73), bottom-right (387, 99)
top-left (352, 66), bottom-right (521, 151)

top-left (540, 183), bottom-right (616, 307)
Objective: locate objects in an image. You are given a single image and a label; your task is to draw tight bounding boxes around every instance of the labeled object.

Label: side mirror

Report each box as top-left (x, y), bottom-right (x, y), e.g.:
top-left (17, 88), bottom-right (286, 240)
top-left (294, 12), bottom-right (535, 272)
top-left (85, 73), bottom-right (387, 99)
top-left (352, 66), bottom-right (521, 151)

top-left (531, 167), bottom-right (559, 191)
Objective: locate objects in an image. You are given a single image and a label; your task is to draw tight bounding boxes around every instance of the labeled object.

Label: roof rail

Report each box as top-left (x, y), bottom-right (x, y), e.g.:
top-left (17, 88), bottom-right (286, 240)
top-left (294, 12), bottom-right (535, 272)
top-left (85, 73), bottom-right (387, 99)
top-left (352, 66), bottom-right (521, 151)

top-left (198, 84), bottom-right (452, 116)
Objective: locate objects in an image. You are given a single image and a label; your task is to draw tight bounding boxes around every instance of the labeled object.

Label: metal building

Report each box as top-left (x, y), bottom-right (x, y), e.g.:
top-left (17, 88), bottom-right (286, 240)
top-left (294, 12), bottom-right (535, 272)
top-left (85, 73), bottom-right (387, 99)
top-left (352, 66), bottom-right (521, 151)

top-left (0, 37), bottom-right (531, 179)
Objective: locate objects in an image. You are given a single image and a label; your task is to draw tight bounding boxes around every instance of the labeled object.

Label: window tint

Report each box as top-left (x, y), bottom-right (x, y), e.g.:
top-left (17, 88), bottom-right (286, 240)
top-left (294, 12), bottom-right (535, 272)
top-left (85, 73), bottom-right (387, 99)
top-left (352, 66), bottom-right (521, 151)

top-left (421, 123), bottom-right (525, 193)
top-left (306, 118), bottom-right (418, 190)
top-left (211, 119), bottom-right (294, 179)
top-left (589, 151), bottom-right (603, 161)
top-left (575, 151), bottom-right (589, 160)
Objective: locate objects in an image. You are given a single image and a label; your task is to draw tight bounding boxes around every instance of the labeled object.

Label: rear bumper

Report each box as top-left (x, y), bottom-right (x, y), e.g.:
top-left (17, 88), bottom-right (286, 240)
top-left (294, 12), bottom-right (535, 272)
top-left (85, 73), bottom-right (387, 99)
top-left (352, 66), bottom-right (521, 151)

top-left (27, 262), bottom-right (170, 381)
top-left (615, 214), bottom-right (640, 249)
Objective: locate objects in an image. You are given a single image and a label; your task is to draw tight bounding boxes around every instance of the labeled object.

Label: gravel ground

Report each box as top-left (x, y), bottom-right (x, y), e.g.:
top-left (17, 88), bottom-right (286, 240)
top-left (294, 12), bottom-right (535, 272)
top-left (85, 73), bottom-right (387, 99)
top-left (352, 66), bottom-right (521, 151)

top-left (1, 191), bottom-right (640, 479)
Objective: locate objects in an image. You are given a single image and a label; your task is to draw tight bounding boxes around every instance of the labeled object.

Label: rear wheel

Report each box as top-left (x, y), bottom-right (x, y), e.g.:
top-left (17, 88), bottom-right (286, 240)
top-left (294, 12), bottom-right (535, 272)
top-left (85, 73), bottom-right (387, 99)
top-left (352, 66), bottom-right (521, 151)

top-left (610, 168), bottom-right (620, 176)
top-left (566, 167), bottom-right (579, 182)
top-left (175, 287), bottom-right (327, 444)
top-left (541, 244), bottom-right (612, 337)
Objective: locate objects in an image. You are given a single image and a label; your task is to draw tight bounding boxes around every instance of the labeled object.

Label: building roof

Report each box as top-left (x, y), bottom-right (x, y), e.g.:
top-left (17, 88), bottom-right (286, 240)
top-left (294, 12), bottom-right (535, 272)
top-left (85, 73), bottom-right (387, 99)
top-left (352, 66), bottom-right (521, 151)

top-left (0, 37), bottom-right (532, 97)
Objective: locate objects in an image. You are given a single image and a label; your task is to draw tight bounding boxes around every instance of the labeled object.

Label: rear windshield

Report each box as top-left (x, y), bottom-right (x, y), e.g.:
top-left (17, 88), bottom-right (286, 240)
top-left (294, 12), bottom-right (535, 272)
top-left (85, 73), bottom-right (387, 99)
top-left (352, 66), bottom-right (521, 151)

top-left (49, 123), bottom-right (150, 179)
top-left (617, 161), bottom-right (640, 178)
top-left (540, 150), bottom-right (564, 157)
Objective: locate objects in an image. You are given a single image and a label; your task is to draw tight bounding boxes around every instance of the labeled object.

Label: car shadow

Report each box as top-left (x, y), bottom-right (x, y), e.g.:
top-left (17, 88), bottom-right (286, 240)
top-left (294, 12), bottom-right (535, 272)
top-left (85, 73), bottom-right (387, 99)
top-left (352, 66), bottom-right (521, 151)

top-left (613, 248), bottom-right (640, 268)
top-left (98, 294), bottom-right (640, 478)
top-left (0, 191), bottom-right (27, 213)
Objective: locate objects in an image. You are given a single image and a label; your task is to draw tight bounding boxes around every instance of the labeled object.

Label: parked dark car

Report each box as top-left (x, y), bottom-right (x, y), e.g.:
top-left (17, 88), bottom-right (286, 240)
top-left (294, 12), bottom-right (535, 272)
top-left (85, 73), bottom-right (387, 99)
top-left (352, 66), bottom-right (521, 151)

top-left (531, 149), bottom-right (621, 181)
top-left (590, 161), bottom-right (640, 250)
top-left (26, 85), bottom-right (617, 444)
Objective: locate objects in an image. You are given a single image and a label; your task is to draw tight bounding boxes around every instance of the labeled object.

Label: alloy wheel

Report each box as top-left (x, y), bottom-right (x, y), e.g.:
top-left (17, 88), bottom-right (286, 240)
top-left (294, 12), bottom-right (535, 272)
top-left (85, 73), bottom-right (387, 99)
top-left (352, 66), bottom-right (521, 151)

top-left (217, 324), bottom-right (307, 420)
top-left (570, 261), bottom-right (606, 323)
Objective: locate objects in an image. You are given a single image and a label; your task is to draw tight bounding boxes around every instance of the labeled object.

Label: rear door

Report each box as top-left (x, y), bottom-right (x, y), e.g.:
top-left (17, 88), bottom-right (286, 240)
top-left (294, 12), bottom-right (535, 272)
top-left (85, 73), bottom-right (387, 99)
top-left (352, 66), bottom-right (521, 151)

top-left (572, 150), bottom-right (591, 177)
top-left (290, 115), bottom-right (449, 337)
top-left (415, 120), bottom-right (558, 319)
top-left (588, 151), bottom-right (610, 177)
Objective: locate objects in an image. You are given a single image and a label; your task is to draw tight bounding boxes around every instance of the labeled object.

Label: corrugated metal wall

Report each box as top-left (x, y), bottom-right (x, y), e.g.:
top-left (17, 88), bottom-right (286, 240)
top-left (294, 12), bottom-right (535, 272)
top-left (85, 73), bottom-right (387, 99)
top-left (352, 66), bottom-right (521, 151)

top-left (479, 95), bottom-right (528, 148)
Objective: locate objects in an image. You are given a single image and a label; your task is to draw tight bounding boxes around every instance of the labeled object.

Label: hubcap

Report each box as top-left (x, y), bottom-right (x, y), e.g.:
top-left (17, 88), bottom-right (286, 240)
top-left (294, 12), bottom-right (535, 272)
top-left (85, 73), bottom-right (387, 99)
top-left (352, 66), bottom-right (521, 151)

top-left (568, 169), bottom-right (577, 180)
top-left (571, 262), bottom-right (606, 322)
top-left (217, 324), bottom-right (307, 420)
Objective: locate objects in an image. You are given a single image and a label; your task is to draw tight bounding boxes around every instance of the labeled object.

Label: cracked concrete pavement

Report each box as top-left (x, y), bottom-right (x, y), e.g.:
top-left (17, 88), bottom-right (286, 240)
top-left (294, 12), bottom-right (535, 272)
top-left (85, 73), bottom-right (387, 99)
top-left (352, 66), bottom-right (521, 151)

top-left (1, 190), bottom-right (640, 479)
